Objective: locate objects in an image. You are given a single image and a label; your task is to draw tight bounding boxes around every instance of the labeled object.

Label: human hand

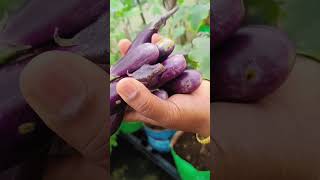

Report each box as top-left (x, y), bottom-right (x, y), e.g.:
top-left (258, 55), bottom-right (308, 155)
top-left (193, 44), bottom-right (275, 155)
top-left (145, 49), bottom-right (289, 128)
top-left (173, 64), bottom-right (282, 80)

top-left (116, 34), bottom-right (210, 137)
top-left (20, 51), bottom-right (108, 180)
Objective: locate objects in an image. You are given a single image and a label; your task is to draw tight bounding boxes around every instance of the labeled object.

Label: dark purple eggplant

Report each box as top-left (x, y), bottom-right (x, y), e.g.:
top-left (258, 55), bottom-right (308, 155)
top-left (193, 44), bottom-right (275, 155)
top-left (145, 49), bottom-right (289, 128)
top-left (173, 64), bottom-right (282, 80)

top-left (155, 37), bottom-right (175, 61)
top-left (126, 6), bottom-right (179, 54)
top-left (153, 89), bottom-right (169, 100)
top-left (212, 0), bottom-right (245, 46)
top-left (110, 43), bottom-right (160, 78)
top-left (128, 63), bottom-right (166, 88)
top-left (0, 0), bottom-right (108, 63)
top-left (110, 63), bottom-right (166, 116)
top-left (110, 108), bottom-right (125, 136)
top-left (165, 69), bottom-right (202, 94)
top-left (0, 57), bottom-right (52, 172)
top-left (54, 13), bottom-right (109, 64)
top-left (213, 26), bottom-right (295, 102)
top-left (158, 54), bottom-right (187, 87)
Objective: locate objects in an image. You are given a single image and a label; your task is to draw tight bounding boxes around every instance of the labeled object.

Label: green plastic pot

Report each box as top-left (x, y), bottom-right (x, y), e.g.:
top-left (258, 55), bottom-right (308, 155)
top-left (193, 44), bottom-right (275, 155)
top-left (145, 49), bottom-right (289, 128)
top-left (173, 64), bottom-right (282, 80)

top-left (170, 131), bottom-right (211, 180)
top-left (119, 121), bottom-right (143, 134)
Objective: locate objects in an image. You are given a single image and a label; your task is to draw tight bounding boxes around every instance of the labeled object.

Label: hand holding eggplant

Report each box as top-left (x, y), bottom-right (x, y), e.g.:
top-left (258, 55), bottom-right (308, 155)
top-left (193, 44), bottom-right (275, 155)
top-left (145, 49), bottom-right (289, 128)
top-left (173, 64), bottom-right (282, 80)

top-left (116, 37), bottom-right (210, 137)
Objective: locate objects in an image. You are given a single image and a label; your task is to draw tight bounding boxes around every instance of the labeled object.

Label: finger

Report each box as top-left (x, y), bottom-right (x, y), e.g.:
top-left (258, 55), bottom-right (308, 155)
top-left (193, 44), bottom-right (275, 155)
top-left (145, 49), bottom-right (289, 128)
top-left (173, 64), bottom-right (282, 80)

top-left (151, 33), bottom-right (162, 44)
top-left (116, 78), bottom-right (179, 127)
top-left (20, 51), bottom-right (108, 167)
top-left (124, 111), bottom-right (163, 127)
top-left (118, 39), bottom-right (132, 56)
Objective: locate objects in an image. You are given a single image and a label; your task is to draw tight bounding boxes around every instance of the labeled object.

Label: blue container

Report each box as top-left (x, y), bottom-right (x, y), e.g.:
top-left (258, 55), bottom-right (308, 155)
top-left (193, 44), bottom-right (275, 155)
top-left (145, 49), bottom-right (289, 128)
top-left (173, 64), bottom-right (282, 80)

top-left (147, 136), bottom-right (171, 153)
top-left (143, 125), bottom-right (176, 140)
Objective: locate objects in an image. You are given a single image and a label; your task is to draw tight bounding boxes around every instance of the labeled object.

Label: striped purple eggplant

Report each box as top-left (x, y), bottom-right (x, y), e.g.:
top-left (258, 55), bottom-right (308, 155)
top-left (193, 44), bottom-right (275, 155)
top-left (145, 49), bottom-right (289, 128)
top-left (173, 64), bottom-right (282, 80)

top-left (0, 0), bottom-right (108, 64)
top-left (155, 37), bottom-right (175, 62)
top-left (158, 54), bottom-right (187, 87)
top-left (165, 69), bottom-right (202, 94)
top-left (110, 43), bottom-right (160, 78)
top-left (126, 6), bottom-right (179, 54)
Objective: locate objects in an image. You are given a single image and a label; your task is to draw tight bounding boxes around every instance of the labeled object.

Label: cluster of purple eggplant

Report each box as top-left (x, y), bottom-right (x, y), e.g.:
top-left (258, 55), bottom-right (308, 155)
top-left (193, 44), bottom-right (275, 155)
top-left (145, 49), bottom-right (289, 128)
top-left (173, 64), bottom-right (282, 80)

top-left (110, 6), bottom-right (203, 135)
top-left (0, 0), bottom-right (109, 172)
top-left (211, 0), bottom-right (296, 103)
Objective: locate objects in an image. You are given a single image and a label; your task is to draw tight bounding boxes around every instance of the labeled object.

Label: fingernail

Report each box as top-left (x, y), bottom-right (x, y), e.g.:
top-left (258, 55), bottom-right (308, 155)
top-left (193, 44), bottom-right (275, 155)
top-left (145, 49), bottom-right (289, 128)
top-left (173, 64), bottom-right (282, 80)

top-left (25, 67), bottom-right (87, 118)
top-left (118, 80), bottom-right (138, 101)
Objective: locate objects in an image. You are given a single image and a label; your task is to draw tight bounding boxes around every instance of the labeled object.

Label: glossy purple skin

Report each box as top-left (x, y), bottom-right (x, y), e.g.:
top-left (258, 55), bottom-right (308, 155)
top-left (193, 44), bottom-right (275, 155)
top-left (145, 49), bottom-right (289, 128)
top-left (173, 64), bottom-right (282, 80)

top-left (212, 0), bottom-right (245, 46)
top-left (111, 43), bottom-right (160, 77)
top-left (0, 58), bottom-right (52, 172)
top-left (129, 63), bottom-right (166, 89)
top-left (125, 6), bottom-right (179, 54)
top-left (212, 26), bottom-right (296, 102)
top-left (159, 54), bottom-right (187, 87)
top-left (110, 63), bottom-right (166, 115)
top-left (110, 109), bottom-right (125, 136)
top-left (64, 13), bottom-right (109, 64)
top-left (0, 0), bottom-right (108, 47)
top-left (156, 37), bottom-right (175, 62)
top-left (153, 89), bottom-right (169, 100)
top-left (166, 70), bottom-right (202, 94)
top-left (110, 79), bottom-right (124, 116)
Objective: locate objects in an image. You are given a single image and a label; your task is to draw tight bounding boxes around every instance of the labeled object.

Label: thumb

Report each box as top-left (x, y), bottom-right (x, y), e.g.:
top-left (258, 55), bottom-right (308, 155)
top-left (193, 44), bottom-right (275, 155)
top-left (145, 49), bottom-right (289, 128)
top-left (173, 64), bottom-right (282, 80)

top-left (116, 78), bottom-right (180, 127)
top-left (20, 51), bottom-right (108, 166)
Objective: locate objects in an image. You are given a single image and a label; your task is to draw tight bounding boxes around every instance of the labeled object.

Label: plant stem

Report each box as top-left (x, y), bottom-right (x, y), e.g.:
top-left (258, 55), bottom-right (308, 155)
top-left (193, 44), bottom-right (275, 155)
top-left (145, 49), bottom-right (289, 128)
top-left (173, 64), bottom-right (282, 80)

top-left (136, 0), bottom-right (146, 25)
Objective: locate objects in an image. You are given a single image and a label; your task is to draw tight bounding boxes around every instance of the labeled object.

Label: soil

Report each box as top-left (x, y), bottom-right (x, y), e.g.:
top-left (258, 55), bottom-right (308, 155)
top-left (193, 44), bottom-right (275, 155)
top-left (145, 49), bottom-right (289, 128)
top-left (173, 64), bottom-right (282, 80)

top-left (174, 132), bottom-right (211, 171)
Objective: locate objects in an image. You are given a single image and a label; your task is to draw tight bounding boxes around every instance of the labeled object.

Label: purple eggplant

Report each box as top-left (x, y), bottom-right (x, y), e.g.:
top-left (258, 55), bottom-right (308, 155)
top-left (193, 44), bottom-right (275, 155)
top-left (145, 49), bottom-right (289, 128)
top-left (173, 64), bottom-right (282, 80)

top-left (110, 108), bottom-right (125, 136)
top-left (0, 57), bottom-right (52, 172)
top-left (0, 0), bottom-right (108, 63)
top-left (155, 37), bottom-right (175, 61)
top-left (165, 69), bottom-right (202, 94)
top-left (110, 78), bottom-right (126, 116)
top-left (128, 63), bottom-right (166, 88)
top-left (110, 63), bottom-right (166, 116)
top-left (110, 43), bottom-right (160, 78)
top-left (212, 26), bottom-right (295, 102)
top-left (54, 13), bottom-right (109, 64)
top-left (126, 6), bottom-right (179, 54)
top-left (212, 0), bottom-right (245, 46)
top-left (153, 89), bottom-right (169, 100)
top-left (158, 54), bottom-right (187, 87)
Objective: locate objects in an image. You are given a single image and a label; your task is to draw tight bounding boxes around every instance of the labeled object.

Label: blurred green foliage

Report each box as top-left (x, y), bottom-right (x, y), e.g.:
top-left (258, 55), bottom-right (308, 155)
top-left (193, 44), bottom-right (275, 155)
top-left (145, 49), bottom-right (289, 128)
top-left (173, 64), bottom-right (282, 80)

top-left (110, 0), bottom-right (210, 79)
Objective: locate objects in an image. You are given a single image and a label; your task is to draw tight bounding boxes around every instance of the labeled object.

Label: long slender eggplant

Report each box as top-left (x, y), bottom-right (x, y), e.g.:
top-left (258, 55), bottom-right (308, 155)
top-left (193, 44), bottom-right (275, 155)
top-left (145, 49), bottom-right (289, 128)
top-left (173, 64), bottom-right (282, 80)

top-left (165, 69), bottom-right (202, 94)
top-left (110, 63), bottom-right (166, 116)
top-left (155, 37), bottom-right (175, 62)
top-left (128, 63), bottom-right (166, 88)
top-left (126, 6), bottom-right (179, 54)
top-left (0, 57), bottom-right (53, 172)
top-left (158, 54), bottom-right (187, 87)
top-left (0, 0), bottom-right (108, 63)
top-left (110, 108), bottom-right (125, 136)
top-left (54, 13), bottom-right (109, 64)
top-left (110, 43), bottom-right (160, 78)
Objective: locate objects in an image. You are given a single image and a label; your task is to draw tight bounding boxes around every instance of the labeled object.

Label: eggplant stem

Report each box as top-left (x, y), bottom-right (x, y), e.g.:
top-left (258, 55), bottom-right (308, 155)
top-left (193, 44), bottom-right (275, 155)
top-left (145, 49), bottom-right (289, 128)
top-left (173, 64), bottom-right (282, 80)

top-left (150, 5), bottom-right (179, 31)
top-left (53, 27), bottom-right (78, 47)
top-left (0, 11), bottom-right (9, 31)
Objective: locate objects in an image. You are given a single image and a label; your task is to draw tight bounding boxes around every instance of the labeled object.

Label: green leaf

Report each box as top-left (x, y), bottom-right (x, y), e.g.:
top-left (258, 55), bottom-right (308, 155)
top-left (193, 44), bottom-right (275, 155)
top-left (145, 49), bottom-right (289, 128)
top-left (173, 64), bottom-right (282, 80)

top-left (188, 35), bottom-right (210, 80)
top-left (173, 26), bottom-right (185, 38)
top-left (281, 0), bottom-right (320, 61)
top-left (188, 4), bottom-right (210, 31)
